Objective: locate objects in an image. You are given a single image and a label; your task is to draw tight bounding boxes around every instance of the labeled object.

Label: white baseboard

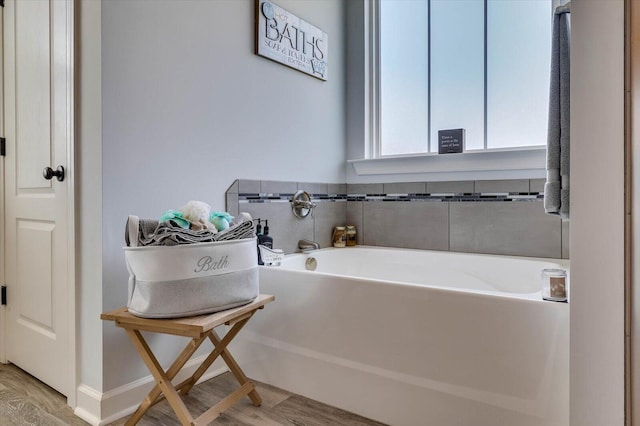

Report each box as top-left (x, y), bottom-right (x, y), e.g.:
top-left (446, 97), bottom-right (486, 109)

top-left (74, 384), bottom-right (102, 426)
top-left (74, 356), bottom-right (228, 426)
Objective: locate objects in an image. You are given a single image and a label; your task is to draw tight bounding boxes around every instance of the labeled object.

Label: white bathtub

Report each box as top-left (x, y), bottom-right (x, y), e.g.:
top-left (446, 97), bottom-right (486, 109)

top-left (230, 247), bottom-right (569, 426)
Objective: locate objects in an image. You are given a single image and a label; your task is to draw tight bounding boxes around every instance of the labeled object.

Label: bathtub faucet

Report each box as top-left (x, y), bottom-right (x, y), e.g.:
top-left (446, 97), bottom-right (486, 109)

top-left (298, 239), bottom-right (320, 253)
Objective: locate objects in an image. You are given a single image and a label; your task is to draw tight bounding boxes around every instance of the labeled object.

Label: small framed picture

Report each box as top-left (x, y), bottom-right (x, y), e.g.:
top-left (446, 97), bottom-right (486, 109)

top-left (438, 129), bottom-right (465, 154)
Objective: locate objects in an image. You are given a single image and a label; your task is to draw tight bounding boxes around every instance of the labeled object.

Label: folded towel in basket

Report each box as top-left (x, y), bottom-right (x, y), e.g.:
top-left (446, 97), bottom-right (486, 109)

top-left (126, 215), bottom-right (255, 247)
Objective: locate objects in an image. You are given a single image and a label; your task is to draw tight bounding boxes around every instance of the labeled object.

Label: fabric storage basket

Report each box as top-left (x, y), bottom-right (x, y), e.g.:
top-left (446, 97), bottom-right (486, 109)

top-left (124, 237), bottom-right (258, 318)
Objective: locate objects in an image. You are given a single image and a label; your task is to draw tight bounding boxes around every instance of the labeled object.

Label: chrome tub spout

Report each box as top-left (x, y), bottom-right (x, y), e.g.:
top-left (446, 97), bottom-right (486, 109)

top-left (298, 239), bottom-right (320, 252)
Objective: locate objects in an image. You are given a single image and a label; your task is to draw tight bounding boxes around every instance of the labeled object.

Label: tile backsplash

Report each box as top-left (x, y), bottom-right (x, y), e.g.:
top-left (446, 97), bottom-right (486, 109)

top-left (226, 178), bottom-right (568, 259)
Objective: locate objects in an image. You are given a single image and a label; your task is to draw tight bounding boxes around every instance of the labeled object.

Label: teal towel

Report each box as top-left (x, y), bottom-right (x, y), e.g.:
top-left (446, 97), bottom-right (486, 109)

top-left (159, 210), bottom-right (190, 229)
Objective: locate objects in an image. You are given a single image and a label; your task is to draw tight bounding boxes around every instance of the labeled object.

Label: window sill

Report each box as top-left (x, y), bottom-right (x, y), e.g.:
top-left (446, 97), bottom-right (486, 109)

top-left (348, 147), bottom-right (547, 178)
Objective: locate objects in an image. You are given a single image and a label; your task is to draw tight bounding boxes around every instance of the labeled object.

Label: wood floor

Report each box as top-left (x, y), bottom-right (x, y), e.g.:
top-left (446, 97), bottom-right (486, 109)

top-left (0, 363), bottom-right (386, 425)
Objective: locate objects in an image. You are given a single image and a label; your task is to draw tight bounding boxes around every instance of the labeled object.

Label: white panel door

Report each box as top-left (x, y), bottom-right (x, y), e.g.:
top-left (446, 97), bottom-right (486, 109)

top-left (4, 0), bottom-right (73, 398)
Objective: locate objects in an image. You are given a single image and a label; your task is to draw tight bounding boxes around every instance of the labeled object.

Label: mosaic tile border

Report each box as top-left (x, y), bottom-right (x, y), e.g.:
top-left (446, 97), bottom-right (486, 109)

top-left (238, 192), bottom-right (543, 203)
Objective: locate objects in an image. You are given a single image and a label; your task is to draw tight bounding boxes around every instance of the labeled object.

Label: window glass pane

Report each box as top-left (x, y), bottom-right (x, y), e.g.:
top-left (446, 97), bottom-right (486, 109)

top-left (431, 0), bottom-right (485, 152)
top-left (487, 0), bottom-right (551, 149)
top-left (380, 0), bottom-right (428, 155)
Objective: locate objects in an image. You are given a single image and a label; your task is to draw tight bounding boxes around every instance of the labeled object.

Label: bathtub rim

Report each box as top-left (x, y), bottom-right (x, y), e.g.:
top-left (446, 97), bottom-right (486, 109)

top-left (261, 245), bottom-right (570, 304)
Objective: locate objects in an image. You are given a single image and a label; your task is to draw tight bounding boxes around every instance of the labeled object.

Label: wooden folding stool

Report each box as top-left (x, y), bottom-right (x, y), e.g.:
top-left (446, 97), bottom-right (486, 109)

top-left (101, 294), bottom-right (275, 425)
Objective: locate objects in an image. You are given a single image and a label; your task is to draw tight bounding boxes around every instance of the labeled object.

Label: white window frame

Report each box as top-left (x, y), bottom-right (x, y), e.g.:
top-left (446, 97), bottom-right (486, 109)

top-left (352, 0), bottom-right (553, 179)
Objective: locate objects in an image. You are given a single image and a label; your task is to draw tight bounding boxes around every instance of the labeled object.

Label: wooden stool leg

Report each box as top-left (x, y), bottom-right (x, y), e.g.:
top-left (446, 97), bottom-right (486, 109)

top-left (177, 315), bottom-right (252, 395)
top-left (124, 329), bottom-right (195, 426)
top-left (209, 329), bottom-right (262, 406)
top-left (125, 332), bottom-right (208, 426)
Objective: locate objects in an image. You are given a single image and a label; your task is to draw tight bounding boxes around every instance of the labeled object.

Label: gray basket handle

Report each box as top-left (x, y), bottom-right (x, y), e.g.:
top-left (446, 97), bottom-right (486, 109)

top-left (127, 215), bottom-right (140, 247)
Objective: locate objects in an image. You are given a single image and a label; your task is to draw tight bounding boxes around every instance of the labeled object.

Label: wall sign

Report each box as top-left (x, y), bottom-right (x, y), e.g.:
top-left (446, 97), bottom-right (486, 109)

top-left (438, 129), bottom-right (465, 154)
top-left (255, 0), bottom-right (328, 81)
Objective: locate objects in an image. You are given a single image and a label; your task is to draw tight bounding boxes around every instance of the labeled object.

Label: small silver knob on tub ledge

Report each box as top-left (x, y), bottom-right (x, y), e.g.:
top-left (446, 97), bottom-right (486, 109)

top-left (305, 257), bottom-right (317, 271)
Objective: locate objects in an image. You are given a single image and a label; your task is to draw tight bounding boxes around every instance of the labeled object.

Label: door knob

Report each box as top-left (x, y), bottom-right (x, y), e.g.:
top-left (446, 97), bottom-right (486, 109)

top-left (43, 166), bottom-right (65, 182)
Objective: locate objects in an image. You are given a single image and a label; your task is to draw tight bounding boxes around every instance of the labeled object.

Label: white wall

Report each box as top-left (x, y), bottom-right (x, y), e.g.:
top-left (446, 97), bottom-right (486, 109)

top-left (100, 0), bottom-right (346, 390)
top-left (77, 0), bottom-right (103, 393)
top-left (570, 1), bottom-right (626, 425)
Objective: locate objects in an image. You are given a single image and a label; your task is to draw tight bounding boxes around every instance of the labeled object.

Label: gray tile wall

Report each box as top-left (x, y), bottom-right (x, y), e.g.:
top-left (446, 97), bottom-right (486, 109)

top-left (237, 179), bottom-right (260, 194)
top-left (228, 180), bottom-right (348, 253)
top-left (363, 202), bottom-right (449, 250)
top-left (427, 180), bottom-right (474, 194)
top-left (449, 201), bottom-right (562, 258)
top-left (300, 182), bottom-right (329, 194)
top-left (314, 202), bottom-right (348, 248)
top-left (261, 180), bottom-right (297, 194)
top-left (226, 193), bottom-right (239, 217)
top-left (226, 178), bottom-right (569, 259)
top-left (240, 202), bottom-right (314, 254)
top-left (328, 183), bottom-right (347, 194)
top-left (382, 182), bottom-right (426, 194)
top-left (474, 179), bottom-right (530, 193)
top-left (530, 178), bottom-right (546, 193)
top-left (562, 221), bottom-right (570, 259)
top-left (234, 179), bottom-right (346, 195)
top-left (346, 201), bottom-right (364, 245)
top-left (346, 183), bottom-right (384, 194)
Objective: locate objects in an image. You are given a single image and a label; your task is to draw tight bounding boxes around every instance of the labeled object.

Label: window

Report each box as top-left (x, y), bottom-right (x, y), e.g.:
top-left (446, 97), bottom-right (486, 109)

top-left (374, 0), bottom-right (552, 157)
top-left (379, 0), bottom-right (429, 155)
